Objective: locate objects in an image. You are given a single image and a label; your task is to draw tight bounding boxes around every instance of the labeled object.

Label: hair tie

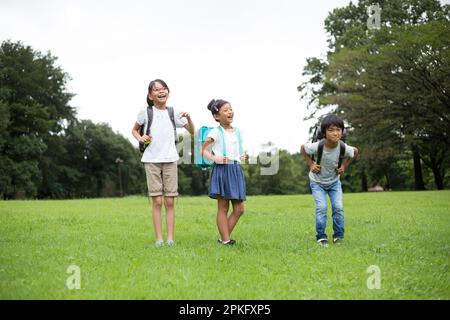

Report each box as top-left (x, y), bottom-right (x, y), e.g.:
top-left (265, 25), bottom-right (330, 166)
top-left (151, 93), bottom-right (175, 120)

top-left (211, 101), bottom-right (219, 112)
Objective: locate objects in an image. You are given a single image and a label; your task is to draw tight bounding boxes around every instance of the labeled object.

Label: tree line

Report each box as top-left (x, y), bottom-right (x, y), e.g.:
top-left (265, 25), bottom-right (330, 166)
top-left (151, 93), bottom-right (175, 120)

top-left (1, 0), bottom-right (449, 199)
top-left (0, 41), bottom-right (145, 199)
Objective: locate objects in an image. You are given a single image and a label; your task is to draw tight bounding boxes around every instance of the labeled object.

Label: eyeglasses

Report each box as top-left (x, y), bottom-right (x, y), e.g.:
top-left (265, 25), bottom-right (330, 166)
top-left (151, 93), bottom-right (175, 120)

top-left (152, 87), bottom-right (168, 93)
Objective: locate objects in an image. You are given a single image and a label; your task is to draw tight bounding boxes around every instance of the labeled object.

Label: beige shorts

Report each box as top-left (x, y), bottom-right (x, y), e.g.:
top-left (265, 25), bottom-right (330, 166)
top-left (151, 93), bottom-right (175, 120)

top-left (144, 162), bottom-right (178, 197)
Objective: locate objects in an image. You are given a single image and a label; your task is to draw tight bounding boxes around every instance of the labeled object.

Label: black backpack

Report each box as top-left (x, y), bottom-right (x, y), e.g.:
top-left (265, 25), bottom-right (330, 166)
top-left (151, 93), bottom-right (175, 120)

top-left (311, 127), bottom-right (347, 168)
top-left (139, 106), bottom-right (177, 153)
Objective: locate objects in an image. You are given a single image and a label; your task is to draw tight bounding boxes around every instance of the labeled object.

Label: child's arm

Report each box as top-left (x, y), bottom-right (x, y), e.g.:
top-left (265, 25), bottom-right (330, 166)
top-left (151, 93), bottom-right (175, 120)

top-left (202, 138), bottom-right (229, 164)
top-left (131, 122), bottom-right (151, 144)
top-left (301, 144), bottom-right (320, 173)
top-left (337, 147), bottom-right (359, 175)
top-left (180, 112), bottom-right (195, 135)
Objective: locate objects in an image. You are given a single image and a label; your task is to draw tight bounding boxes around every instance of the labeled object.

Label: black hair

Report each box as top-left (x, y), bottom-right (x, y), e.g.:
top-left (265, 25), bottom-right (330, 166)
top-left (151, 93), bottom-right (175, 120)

top-left (147, 79), bottom-right (170, 107)
top-left (320, 114), bottom-right (345, 138)
top-left (207, 99), bottom-right (229, 122)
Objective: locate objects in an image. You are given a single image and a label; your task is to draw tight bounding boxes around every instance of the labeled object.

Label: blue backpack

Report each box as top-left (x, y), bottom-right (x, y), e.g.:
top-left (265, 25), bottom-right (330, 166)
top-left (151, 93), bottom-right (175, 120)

top-left (194, 126), bottom-right (243, 169)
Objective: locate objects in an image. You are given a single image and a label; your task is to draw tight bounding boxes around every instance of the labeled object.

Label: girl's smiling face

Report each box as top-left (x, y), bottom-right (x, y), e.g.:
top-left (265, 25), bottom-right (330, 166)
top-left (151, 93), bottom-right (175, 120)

top-left (214, 103), bottom-right (234, 125)
top-left (148, 81), bottom-right (169, 105)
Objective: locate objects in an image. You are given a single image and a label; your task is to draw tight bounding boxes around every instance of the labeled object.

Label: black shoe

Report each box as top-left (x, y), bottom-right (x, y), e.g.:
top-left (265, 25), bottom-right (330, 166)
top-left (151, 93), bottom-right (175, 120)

top-left (218, 239), bottom-right (236, 245)
top-left (317, 238), bottom-right (328, 246)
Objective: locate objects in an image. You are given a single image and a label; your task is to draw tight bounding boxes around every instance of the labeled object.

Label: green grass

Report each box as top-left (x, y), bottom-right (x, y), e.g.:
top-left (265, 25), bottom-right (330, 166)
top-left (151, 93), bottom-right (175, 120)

top-left (1, 191), bottom-right (449, 299)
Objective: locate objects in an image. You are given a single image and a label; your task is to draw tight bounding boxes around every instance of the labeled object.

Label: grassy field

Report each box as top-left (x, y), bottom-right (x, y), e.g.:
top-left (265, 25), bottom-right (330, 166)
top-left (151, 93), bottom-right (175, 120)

top-left (0, 191), bottom-right (449, 300)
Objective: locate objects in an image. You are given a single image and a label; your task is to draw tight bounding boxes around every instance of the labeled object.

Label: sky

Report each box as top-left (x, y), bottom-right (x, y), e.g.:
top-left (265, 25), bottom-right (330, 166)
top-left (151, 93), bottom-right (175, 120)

top-left (1, 0), bottom-right (449, 155)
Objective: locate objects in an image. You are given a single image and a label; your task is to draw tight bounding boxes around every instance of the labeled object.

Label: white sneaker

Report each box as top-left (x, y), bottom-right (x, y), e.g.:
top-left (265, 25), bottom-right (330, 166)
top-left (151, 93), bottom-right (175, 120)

top-left (166, 240), bottom-right (175, 246)
top-left (155, 240), bottom-right (164, 247)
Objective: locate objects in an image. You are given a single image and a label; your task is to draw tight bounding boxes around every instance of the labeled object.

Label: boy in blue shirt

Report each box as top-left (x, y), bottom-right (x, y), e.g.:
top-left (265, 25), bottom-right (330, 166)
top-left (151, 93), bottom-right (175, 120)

top-left (301, 114), bottom-right (358, 246)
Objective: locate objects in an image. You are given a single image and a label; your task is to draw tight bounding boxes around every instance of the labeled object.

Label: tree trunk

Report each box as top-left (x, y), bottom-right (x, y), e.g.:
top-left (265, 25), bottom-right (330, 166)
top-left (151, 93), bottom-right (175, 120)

top-left (385, 173), bottom-right (391, 190)
top-left (412, 146), bottom-right (426, 190)
top-left (361, 167), bottom-right (368, 192)
top-left (420, 150), bottom-right (446, 191)
top-left (96, 177), bottom-right (103, 198)
top-left (431, 166), bottom-right (444, 190)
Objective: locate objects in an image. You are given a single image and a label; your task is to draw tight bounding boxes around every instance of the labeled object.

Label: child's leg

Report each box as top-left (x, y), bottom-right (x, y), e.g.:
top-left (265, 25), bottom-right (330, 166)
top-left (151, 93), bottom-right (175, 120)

top-left (161, 162), bottom-right (178, 242)
top-left (151, 196), bottom-right (163, 241)
top-left (329, 180), bottom-right (344, 239)
top-left (310, 181), bottom-right (328, 241)
top-left (216, 196), bottom-right (230, 241)
top-left (228, 200), bottom-right (244, 235)
top-left (145, 163), bottom-right (164, 242)
top-left (164, 196), bottom-right (175, 241)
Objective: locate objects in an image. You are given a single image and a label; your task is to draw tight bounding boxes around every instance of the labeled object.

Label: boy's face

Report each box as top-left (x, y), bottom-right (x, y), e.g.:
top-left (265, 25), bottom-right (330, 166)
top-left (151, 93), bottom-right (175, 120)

top-left (325, 125), bottom-right (342, 143)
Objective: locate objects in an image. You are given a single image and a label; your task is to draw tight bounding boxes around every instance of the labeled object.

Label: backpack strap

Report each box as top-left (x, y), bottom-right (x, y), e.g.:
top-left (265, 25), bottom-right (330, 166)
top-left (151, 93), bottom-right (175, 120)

top-left (138, 106), bottom-right (154, 153)
top-left (144, 106), bottom-right (177, 140)
top-left (216, 125), bottom-right (227, 157)
top-left (338, 140), bottom-right (346, 168)
top-left (145, 106), bottom-right (153, 136)
top-left (317, 139), bottom-right (346, 167)
top-left (234, 127), bottom-right (244, 156)
top-left (167, 107), bottom-right (177, 142)
top-left (316, 139), bottom-right (326, 165)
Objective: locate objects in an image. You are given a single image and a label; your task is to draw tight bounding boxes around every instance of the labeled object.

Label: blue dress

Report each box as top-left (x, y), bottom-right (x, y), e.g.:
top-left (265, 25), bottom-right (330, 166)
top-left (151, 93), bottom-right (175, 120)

top-left (209, 161), bottom-right (246, 201)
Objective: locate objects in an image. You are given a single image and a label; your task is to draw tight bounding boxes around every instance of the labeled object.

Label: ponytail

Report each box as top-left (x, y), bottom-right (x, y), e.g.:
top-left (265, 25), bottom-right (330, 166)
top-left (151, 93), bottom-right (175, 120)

top-left (207, 99), bottom-right (229, 115)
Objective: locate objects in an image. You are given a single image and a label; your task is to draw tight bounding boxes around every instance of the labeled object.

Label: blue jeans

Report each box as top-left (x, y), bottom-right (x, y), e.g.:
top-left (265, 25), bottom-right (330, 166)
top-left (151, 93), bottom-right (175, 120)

top-left (310, 180), bottom-right (344, 241)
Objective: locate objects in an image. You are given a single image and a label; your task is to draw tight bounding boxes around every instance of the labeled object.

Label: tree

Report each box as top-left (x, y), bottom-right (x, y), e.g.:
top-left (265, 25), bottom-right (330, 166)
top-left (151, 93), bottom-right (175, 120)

top-left (62, 120), bottom-right (146, 198)
top-left (298, 0), bottom-right (450, 190)
top-left (0, 40), bottom-right (76, 198)
top-left (0, 40), bottom-right (147, 199)
top-left (323, 21), bottom-right (450, 189)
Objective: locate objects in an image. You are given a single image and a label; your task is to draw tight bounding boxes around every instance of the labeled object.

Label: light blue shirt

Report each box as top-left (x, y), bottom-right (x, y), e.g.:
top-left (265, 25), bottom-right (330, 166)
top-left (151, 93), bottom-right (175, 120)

top-left (304, 141), bottom-right (355, 185)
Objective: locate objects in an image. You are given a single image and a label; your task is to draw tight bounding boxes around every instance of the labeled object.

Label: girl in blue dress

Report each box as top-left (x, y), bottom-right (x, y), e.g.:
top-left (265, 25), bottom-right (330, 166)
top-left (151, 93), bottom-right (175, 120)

top-left (201, 99), bottom-right (246, 246)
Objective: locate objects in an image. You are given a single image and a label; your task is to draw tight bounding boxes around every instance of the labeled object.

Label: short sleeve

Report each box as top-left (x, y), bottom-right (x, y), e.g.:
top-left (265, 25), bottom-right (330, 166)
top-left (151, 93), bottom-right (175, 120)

top-left (174, 109), bottom-right (188, 128)
top-left (303, 142), bottom-right (318, 156)
top-left (345, 143), bottom-right (355, 158)
top-left (207, 127), bottom-right (219, 142)
top-left (137, 109), bottom-right (146, 125)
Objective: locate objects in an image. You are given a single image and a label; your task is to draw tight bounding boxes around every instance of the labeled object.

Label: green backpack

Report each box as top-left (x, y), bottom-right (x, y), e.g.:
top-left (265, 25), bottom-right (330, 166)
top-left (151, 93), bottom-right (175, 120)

top-left (194, 126), bottom-right (243, 169)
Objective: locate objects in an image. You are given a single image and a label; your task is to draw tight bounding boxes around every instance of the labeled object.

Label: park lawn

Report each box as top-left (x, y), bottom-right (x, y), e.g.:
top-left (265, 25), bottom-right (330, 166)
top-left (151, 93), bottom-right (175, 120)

top-left (0, 191), bottom-right (449, 300)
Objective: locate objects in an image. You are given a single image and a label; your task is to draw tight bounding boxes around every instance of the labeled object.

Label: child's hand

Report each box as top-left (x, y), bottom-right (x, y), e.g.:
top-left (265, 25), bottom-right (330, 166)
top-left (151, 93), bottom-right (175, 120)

top-left (310, 163), bottom-right (321, 173)
top-left (179, 112), bottom-right (191, 120)
top-left (337, 165), bottom-right (346, 175)
top-left (214, 155), bottom-right (229, 164)
top-left (140, 135), bottom-right (152, 144)
top-left (240, 154), bottom-right (248, 162)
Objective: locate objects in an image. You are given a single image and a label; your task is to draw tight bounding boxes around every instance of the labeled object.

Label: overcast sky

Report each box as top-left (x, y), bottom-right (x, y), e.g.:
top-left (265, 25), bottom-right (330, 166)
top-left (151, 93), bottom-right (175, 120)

top-left (2, 0), bottom-right (449, 155)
